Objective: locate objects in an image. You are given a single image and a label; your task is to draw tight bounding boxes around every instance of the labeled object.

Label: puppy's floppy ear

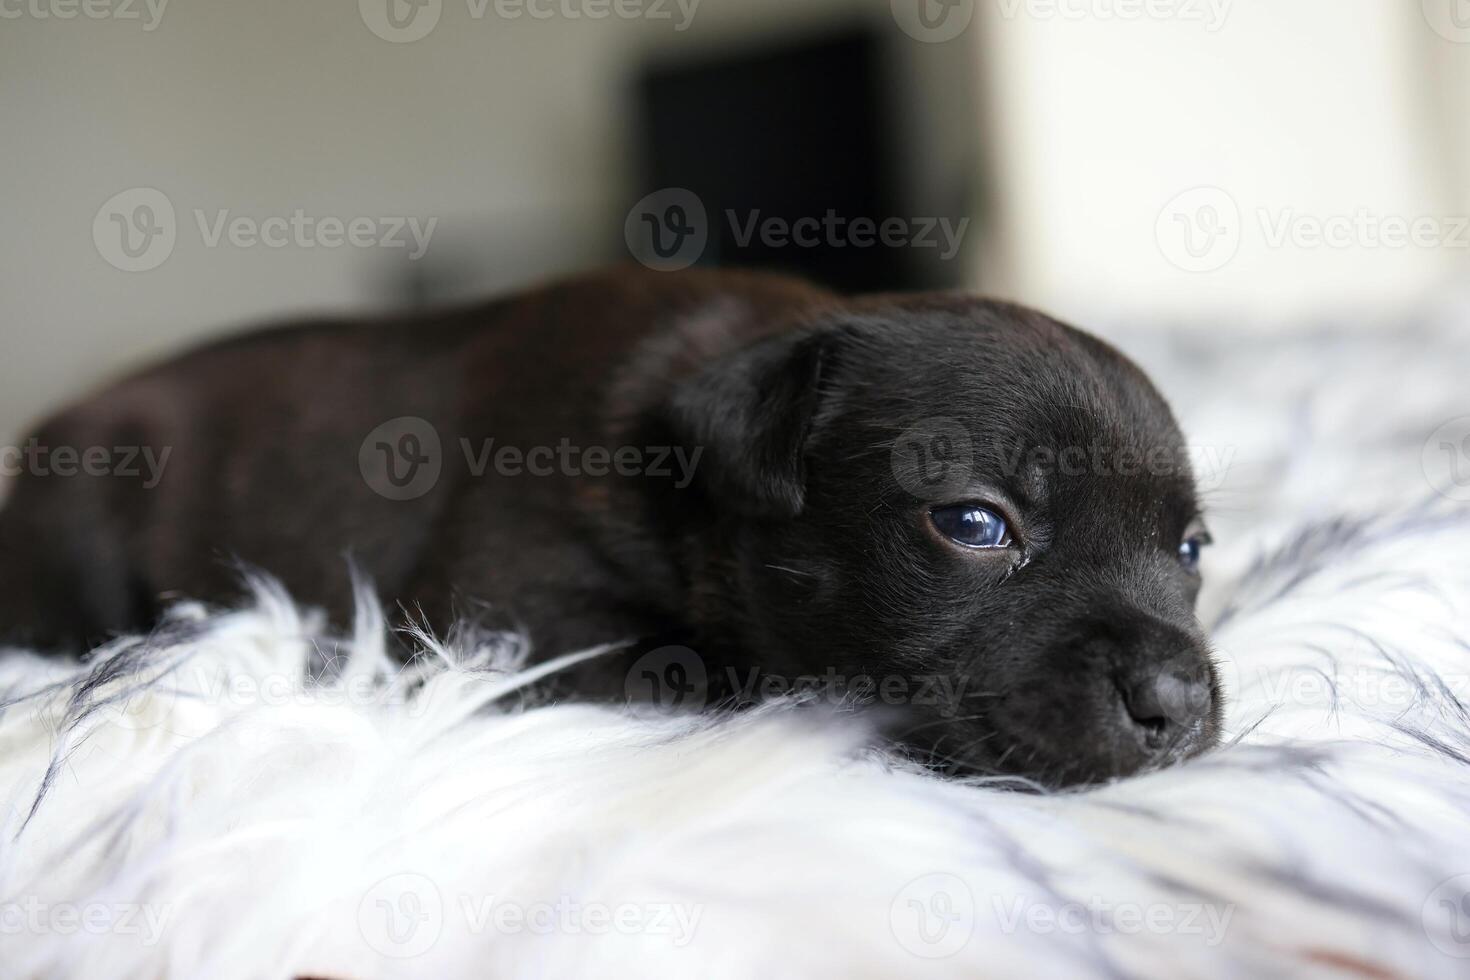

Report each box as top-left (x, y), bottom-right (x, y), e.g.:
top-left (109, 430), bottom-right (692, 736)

top-left (666, 328), bottom-right (838, 518)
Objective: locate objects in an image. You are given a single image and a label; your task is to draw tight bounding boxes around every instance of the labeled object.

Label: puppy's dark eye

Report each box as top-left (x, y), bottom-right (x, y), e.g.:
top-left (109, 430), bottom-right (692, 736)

top-left (1179, 532), bottom-right (1211, 573)
top-left (930, 504), bottom-right (1012, 549)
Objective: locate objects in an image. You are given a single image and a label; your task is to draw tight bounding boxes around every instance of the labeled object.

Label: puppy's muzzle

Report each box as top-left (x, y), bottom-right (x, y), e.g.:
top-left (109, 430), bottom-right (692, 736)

top-left (1000, 608), bottom-right (1221, 785)
top-left (1113, 661), bottom-right (1215, 761)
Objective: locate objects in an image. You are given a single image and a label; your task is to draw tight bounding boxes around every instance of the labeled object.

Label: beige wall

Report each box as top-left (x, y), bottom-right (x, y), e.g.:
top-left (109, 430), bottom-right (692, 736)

top-left (972, 0), bottom-right (1470, 327)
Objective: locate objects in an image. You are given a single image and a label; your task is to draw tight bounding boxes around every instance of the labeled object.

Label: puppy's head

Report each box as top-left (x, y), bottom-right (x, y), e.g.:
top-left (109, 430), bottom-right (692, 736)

top-left (666, 296), bottom-right (1221, 788)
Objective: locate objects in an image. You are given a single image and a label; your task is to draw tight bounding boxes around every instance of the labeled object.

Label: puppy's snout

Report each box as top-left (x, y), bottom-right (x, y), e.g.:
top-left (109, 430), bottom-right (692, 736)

top-left (943, 607), bottom-right (1222, 787)
top-left (1114, 666), bottom-right (1212, 753)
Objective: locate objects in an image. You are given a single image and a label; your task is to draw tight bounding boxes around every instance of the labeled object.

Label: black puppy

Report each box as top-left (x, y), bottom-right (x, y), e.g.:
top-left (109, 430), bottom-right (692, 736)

top-left (0, 268), bottom-right (1220, 786)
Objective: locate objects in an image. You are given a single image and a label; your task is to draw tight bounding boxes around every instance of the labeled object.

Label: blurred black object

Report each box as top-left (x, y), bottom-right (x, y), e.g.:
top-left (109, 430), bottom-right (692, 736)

top-left (634, 24), bottom-right (980, 294)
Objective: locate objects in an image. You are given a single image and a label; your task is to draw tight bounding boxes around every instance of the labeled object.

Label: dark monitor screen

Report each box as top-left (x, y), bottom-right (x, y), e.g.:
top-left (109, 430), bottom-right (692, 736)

top-left (635, 28), bottom-right (915, 294)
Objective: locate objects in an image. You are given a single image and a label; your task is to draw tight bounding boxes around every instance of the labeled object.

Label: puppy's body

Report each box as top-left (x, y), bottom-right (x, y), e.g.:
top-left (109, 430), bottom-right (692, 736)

top-left (2, 271), bottom-right (815, 651)
top-left (0, 268), bottom-right (1220, 786)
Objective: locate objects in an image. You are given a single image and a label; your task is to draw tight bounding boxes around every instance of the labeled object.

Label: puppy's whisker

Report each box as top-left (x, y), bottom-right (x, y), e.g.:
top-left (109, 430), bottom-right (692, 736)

top-left (893, 712), bottom-right (991, 738)
top-left (909, 730), bottom-right (1003, 774)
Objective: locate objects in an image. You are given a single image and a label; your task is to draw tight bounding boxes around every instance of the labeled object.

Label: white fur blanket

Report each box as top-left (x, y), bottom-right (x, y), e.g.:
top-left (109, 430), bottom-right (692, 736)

top-left (4, 297), bottom-right (1470, 979)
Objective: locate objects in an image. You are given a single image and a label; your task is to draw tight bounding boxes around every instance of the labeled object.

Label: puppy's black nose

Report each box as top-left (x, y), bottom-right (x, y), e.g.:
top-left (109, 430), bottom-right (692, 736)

top-left (1114, 667), bottom-right (1212, 752)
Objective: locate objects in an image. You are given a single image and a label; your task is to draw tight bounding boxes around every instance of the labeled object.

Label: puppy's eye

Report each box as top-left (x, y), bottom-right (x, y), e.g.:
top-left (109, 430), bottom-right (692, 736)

top-left (930, 504), bottom-right (1012, 550)
top-left (1179, 531), bottom-right (1211, 574)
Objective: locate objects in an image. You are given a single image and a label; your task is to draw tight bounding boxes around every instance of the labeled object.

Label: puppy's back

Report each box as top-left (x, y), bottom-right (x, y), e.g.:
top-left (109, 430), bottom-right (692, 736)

top-left (0, 267), bottom-right (835, 650)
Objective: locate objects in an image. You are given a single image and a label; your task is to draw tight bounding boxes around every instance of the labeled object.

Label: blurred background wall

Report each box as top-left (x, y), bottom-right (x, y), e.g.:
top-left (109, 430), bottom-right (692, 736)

top-left (980, 0), bottom-right (1470, 329)
top-left (1, 0), bottom-right (1466, 446)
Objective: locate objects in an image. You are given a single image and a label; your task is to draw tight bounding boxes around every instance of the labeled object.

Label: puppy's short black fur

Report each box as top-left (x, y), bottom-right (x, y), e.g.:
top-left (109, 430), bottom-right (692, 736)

top-left (0, 268), bottom-right (1220, 786)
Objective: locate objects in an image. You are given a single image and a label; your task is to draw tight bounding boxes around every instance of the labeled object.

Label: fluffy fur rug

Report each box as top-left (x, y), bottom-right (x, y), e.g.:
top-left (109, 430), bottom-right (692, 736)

top-left (4, 296), bottom-right (1470, 979)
